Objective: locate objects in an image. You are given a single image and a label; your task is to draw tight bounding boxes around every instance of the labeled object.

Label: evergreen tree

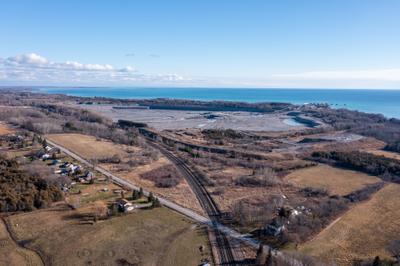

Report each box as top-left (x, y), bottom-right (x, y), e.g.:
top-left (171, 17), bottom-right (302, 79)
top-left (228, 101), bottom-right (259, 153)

top-left (372, 256), bottom-right (381, 266)
top-left (153, 197), bottom-right (161, 207)
top-left (132, 190), bottom-right (139, 200)
top-left (148, 192), bottom-right (155, 203)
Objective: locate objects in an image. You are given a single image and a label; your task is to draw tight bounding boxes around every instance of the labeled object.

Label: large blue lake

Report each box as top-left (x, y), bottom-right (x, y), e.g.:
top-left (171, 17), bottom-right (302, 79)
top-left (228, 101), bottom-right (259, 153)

top-left (39, 87), bottom-right (400, 119)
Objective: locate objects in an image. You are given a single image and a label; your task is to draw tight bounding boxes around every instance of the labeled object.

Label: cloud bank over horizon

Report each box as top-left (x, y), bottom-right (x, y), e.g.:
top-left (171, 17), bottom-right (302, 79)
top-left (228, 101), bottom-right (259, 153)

top-left (0, 53), bottom-right (185, 86)
top-left (0, 53), bottom-right (399, 89)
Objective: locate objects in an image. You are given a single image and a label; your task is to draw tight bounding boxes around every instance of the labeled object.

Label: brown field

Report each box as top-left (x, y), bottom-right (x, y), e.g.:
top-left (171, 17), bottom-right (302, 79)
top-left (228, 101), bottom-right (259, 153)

top-left (316, 137), bottom-right (386, 153)
top-left (0, 219), bottom-right (43, 266)
top-left (46, 133), bottom-right (138, 160)
top-left (365, 149), bottom-right (400, 161)
top-left (0, 123), bottom-right (14, 136)
top-left (285, 164), bottom-right (381, 196)
top-left (300, 183), bottom-right (400, 265)
top-left (7, 205), bottom-right (211, 266)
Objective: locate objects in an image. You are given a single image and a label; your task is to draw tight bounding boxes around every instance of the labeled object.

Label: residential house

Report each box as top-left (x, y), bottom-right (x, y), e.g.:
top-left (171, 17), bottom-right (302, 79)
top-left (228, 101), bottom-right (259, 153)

top-left (42, 153), bottom-right (50, 160)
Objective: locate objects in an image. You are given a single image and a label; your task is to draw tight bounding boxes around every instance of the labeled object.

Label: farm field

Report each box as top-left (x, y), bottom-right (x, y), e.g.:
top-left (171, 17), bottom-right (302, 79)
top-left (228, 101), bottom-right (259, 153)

top-left (7, 206), bottom-right (211, 266)
top-left (299, 183), bottom-right (400, 265)
top-left (46, 133), bottom-right (138, 160)
top-left (284, 164), bottom-right (381, 196)
top-left (0, 219), bottom-right (43, 266)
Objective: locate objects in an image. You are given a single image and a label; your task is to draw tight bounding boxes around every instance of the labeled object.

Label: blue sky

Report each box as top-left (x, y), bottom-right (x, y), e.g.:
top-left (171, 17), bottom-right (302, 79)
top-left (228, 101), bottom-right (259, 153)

top-left (1, 0), bottom-right (400, 88)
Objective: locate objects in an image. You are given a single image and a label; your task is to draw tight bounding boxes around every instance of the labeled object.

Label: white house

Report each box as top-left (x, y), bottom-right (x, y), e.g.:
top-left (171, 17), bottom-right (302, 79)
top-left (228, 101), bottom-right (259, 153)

top-left (117, 199), bottom-right (135, 212)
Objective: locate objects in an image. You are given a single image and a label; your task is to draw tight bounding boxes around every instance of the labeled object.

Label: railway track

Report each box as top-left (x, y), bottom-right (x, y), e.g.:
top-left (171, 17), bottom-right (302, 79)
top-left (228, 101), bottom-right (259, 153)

top-left (146, 139), bottom-right (238, 265)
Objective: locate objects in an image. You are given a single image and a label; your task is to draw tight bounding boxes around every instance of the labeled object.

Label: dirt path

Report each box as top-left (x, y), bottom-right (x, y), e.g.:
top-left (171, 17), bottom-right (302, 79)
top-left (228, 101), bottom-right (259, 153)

top-left (0, 218), bottom-right (45, 266)
top-left (156, 227), bottom-right (192, 265)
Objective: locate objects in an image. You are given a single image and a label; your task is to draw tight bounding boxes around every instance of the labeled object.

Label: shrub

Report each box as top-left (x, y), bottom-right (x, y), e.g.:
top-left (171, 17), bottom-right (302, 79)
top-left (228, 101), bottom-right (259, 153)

top-left (98, 154), bottom-right (122, 164)
top-left (301, 187), bottom-right (328, 197)
top-left (140, 165), bottom-right (182, 188)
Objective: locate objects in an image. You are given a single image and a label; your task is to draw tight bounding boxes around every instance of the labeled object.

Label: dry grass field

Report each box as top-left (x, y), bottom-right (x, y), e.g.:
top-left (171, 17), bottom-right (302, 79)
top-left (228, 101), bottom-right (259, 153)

top-left (46, 133), bottom-right (138, 160)
top-left (299, 183), bottom-right (400, 265)
top-left (365, 149), bottom-right (400, 161)
top-left (0, 220), bottom-right (43, 266)
top-left (7, 206), bottom-right (211, 266)
top-left (0, 123), bottom-right (14, 136)
top-left (285, 164), bottom-right (381, 196)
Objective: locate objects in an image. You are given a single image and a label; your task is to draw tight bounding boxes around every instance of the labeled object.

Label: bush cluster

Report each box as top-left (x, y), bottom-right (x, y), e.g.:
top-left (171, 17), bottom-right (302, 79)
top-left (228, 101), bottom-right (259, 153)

top-left (0, 156), bottom-right (63, 212)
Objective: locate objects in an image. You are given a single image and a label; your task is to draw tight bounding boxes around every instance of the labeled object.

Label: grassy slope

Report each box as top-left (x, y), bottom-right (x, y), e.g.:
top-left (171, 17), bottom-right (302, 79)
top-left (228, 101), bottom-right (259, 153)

top-left (300, 183), bottom-right (400, 265)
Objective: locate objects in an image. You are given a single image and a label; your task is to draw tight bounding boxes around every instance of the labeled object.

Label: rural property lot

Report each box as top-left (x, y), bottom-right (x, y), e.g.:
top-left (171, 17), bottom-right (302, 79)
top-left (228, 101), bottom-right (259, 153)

top-left (46, 133), bottom-right (137, 160)
top-left (284, 164), bottom-right (381, 196)
top-left (7, 206), bottom-right (211, 266)
top-left (299, 183), bottom-right (400, 265)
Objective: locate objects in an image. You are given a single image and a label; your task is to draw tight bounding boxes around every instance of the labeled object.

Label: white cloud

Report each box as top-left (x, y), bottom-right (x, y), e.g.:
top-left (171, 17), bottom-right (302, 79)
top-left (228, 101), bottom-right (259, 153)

top-left (60, 61), bottom-right (114, 71)
top-left (5, 53), bottom-right (48, 66)
top-left (0, 53), bottom-right (186, 85)
top-left (119, 66), bottom-right (137, 72)
top-left (3, 53), bottom-right (119, 72)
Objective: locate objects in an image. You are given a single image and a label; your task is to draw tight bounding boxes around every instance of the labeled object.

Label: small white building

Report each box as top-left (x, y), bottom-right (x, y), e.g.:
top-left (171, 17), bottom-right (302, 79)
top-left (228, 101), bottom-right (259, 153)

top-left (117, 199), bottom-right (135, 212)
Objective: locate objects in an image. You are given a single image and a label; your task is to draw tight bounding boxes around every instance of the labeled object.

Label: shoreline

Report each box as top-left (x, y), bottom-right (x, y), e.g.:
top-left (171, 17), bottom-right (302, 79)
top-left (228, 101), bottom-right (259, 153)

top-left (35, 87), bottom-right (400, 119)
